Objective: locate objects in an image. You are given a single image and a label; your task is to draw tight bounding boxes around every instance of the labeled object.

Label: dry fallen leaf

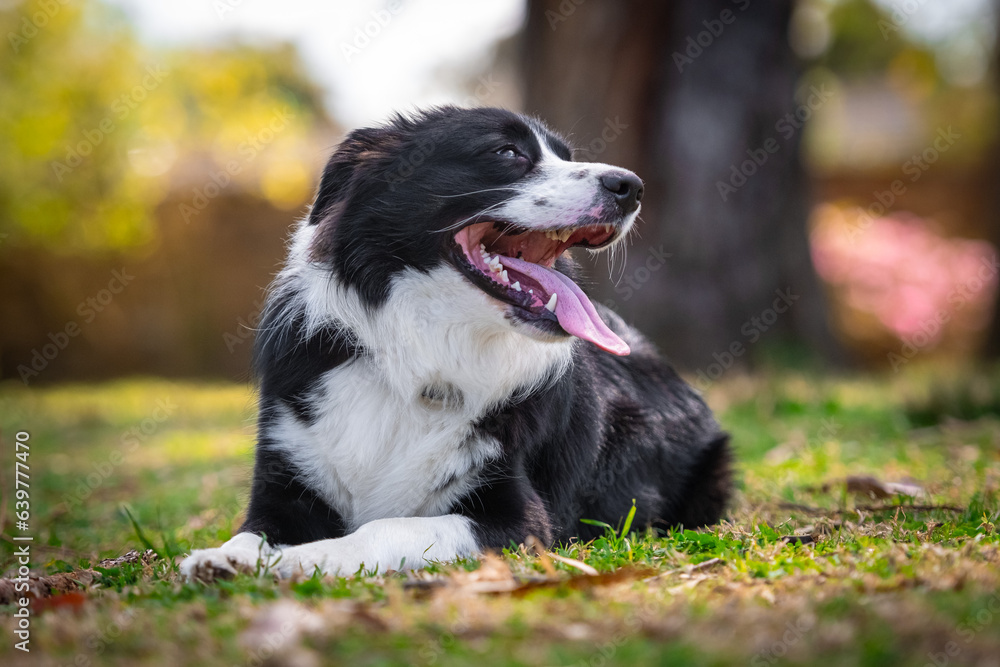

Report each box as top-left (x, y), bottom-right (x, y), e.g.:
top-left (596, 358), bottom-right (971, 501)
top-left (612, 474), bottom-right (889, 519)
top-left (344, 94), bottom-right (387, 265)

top-left (845, 475), bottom-right (925, 499)
top-left (0, 548), bottom-right (157, 605)
top-left (524, 535), bottom-right (557, 577)
top-left (546, 553), bottom-right (598, 576)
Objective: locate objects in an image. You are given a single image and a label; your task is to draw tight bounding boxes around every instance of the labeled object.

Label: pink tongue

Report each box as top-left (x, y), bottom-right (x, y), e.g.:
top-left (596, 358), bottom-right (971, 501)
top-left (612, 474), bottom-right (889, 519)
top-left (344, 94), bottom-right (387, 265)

top-left (498, 255), bottom-right (630, 356)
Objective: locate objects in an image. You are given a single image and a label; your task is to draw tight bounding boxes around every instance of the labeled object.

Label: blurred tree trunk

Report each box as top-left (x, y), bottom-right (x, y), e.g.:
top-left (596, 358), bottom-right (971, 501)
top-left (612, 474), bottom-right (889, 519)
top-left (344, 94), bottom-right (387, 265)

top-left (521, 0), bottom-right (841, 371)
top-left (981, 3), bottom-right (1000, 359)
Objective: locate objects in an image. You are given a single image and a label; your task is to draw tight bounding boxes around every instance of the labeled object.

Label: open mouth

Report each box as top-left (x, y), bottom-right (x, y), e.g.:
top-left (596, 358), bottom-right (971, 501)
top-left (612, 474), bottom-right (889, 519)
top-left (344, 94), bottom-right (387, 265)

top-left (452, 221), bottom-right (630, 356)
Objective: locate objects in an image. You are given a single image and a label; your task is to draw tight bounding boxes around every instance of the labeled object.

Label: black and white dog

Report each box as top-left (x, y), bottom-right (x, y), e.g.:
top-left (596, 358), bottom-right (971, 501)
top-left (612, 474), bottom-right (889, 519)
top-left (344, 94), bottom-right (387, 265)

top-left (181, 107), bottom-right (731, 580)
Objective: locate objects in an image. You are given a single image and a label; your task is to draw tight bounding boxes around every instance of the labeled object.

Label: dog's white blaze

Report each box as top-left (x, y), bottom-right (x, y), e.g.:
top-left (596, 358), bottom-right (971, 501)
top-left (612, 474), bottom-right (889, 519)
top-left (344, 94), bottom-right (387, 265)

top-left (487, 124), bottom-right (640, 235)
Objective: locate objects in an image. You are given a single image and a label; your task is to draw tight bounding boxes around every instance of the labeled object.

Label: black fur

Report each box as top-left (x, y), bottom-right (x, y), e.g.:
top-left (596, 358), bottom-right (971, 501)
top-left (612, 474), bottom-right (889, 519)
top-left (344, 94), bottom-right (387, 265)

top-left (240, 107), bottom-right (732, 552)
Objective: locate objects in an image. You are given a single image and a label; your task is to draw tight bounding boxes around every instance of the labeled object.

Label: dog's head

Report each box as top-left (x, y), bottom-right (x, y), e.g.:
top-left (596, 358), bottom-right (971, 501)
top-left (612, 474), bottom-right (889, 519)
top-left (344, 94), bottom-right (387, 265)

top-left (308, 106), bottom-right (642, 356)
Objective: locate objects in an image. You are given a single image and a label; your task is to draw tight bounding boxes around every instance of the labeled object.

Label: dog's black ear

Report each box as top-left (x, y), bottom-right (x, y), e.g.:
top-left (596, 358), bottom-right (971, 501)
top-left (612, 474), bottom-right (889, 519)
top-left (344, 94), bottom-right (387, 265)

top-left (308, 127), bottom-right (393, 226)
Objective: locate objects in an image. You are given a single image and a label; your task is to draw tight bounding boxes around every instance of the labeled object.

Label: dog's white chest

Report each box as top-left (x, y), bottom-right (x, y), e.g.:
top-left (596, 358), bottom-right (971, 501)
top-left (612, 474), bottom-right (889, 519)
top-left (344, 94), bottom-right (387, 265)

top-left (270, 359), bottom-right (498, 529)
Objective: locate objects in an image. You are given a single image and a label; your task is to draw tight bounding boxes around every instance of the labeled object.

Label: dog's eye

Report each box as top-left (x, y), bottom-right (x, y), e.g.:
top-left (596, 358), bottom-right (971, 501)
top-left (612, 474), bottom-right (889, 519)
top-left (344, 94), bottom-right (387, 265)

top-left (495, 146), bottom-right (522, 159)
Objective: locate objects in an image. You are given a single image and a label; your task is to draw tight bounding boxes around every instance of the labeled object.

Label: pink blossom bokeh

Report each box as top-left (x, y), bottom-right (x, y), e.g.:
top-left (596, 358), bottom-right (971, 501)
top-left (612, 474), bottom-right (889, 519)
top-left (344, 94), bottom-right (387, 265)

top-left (810, 205), bottom-right (998, 350)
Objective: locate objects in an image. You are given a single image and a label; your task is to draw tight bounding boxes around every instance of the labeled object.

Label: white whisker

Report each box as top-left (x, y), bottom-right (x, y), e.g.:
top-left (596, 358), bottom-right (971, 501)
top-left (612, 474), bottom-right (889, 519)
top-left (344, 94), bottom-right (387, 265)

top-left (436, 196), bottom-right (519, 233)
top-left (434, 187), bottom-right (520, 199)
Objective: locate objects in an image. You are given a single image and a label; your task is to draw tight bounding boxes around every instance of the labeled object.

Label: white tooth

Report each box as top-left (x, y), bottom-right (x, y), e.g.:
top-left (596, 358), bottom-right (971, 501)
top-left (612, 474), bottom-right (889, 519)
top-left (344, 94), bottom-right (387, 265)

top-left (501, 270), bottom-right (509, 283)
top-left (512, 281), bottom-right (521, 291)
top-left (545, 230), bottom-right (557, 241)
top-left (545, 293), bottom-right (558, 312)
top-left (480, 243), bottom-right (486, 251)
top-left (562, 229), bottom-right (573, 242)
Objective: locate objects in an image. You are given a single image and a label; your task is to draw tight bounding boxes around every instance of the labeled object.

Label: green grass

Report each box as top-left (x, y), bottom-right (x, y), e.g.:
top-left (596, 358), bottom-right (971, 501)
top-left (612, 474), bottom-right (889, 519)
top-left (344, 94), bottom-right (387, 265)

top-left (1, 367), bottom-right (999, 666)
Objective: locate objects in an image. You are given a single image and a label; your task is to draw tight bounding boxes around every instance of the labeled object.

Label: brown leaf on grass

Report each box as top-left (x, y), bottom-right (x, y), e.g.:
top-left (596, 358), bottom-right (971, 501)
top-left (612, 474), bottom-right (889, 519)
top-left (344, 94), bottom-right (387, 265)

top-left (31, 591), bottom-right (88, 614)
top-left (644, 557), bottom-right (725, 584)
top-left (0, 570), bottom-right (97, 605)
top-left (403, 551), bottom-right (653, 599)
top-left (524, 535), bottom-right (556, 577)
top-left (843, 475), bottom-right (925, 500)
top-left (447, 552), bottom-right (520, 593)
top-left (547, 553), bottom-right (598, 576)
top-left (778, 501), bottom-right (964, 517)
top-left (97, 548), bottom-right (158, 569)
top-left (510, 567), bottom-right (656, 597)
top-left (0, 548), bottom-right (157, 605)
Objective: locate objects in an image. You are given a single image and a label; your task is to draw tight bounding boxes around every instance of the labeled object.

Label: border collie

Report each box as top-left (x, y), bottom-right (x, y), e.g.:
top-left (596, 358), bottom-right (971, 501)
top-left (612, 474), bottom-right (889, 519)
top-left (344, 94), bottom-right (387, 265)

top-left (180, 107), bottom-right (731, 580)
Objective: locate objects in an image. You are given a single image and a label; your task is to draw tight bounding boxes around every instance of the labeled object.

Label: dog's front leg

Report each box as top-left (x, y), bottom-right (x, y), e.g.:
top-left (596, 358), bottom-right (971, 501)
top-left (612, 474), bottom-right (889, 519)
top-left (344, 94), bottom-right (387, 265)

top-left (270, 514), bottom-right (478, 577)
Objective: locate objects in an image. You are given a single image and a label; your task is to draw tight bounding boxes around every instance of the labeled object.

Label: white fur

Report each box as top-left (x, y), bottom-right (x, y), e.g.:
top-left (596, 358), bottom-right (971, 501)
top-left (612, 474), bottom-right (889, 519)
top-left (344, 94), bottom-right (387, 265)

top-left (180, 122), bottom-right (635, 581)
top-left (489, 130), bottom-right (640, 236)
top-left (264, 222), bottom-right (573, 530)
top-left (181, 222), bottom-right (574, 580)
top-left (180, 532), bottom-right (272, 580)
top-left (181, 515), bottom-right (477, 578)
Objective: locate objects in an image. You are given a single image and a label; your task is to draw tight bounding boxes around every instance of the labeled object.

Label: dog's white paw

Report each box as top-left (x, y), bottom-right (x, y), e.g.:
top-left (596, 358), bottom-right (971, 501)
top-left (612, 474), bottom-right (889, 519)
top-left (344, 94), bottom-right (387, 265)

top-left (179, 533), bottom-right (276, 582)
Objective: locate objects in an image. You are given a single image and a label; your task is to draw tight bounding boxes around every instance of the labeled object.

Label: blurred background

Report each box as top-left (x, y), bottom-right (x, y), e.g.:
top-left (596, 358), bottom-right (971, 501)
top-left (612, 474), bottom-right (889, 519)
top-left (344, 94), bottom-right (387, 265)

top-left (1, 0), bottom-right (998, 384)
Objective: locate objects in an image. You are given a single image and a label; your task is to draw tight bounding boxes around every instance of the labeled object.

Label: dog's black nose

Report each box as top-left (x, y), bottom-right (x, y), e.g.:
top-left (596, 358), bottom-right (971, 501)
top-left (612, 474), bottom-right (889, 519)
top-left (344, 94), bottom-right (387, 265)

top-left (599, 171), bottom-right (644, 213)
